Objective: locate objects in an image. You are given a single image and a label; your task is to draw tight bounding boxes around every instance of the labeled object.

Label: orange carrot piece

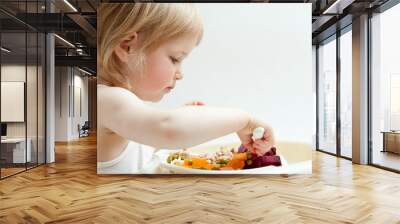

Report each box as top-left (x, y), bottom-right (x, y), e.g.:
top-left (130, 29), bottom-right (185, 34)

top-left (233, 153), bottom-right (247, 161)
top-left (205, 164), bottom-right (214, 170)
top-left (191, 158), bottom-right (208, 168)
top-left (228, 159), bottom-right (245, 170)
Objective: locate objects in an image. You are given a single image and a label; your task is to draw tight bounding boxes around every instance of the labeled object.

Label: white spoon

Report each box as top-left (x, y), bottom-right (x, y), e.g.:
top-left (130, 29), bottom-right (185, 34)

top-left (252, 127), bottom-right (265, 141)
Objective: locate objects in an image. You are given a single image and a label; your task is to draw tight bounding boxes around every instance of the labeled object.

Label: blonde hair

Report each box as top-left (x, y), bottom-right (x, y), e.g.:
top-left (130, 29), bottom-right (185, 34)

top-left (98, 3), bottom-right (203, 88)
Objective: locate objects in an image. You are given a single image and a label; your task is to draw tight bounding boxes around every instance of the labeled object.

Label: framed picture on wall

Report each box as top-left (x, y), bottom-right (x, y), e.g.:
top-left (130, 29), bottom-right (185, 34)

top-left (97, 3), bottom-right (313, 175)
top-left (1, 81), bottom-right (25, 122)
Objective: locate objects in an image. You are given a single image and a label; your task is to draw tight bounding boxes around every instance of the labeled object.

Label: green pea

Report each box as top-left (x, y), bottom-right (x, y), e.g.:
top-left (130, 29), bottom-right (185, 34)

top-left (247, 152), bottom-right (252, 159)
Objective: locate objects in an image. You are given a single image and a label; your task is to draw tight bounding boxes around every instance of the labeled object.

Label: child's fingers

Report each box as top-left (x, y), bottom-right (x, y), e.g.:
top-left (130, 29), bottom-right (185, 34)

top-left (195, 101), bottom-right (205, 106)
top-left (243, 142), bottom-right (255, 153)
top-left (254, 148), bottom-right (266, 156)
top-left (254, 139), bottom-right (264, 144)
top-left (253, 140), bottom-right (274, 156)
top-left (254, 141), bottom-right (268, 148)
top-left (253, 142), bottom-right (260, 148)
top-left (262, 129), bottom-right (275, 145)
top-left (262, 130), bottom-right (271, 140)
top-left (253, 141), bottom-right (268, 150)
top-left (254, 139), bottom-right (271, 148)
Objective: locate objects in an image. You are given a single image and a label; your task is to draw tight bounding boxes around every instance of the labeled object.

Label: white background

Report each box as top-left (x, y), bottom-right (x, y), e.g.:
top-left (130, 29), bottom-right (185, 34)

top-left (154, 3), bottom-right (313, 145)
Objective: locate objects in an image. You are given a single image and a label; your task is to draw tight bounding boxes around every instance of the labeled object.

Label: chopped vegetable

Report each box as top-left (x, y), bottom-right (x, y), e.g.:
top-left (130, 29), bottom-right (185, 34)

top-left (227, 159), bottom-right (245, 170)
top-left (167, 144), bottom-right (281, 171)
top-left (191, 158), bottom-right (208, 168)
top-left (264, 147), bottom-right (277, 156)
top-left (238, 144), bottom-right (247, 153)
top-left (183, 159), bottom-right (193, 166)
top-left (232, 152), bottom-right (247, 161)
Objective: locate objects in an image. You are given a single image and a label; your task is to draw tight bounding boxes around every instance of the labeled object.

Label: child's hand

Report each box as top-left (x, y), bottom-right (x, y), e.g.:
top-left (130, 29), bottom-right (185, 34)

top-left (252, 128), bottom-right (275, 156)
top-left (237, 117), bottom-right (275, 156)
top-left (184, 101), bottom-right (205, 106)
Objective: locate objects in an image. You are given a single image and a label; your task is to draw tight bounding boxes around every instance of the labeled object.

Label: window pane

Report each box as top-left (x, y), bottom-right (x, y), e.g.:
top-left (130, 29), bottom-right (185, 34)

top-left (340, 29), bottom-right (352, 158)
top-left (371, 3), bottom-right (400, 171)
top-left (318, 37), bottom-right (337, 154)
top-left (1, 30), bottom-right (27, 177)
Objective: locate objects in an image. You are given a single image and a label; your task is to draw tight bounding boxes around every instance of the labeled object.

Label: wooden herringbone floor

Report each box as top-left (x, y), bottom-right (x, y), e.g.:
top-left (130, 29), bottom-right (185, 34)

top-left (0, 135), bottom-right (400, 224)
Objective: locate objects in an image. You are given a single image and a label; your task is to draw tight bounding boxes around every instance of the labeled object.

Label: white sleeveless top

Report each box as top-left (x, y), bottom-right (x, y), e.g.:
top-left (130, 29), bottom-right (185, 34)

top-left (97, 84), bottom-right (163, 174)
top-left (97, 141), bottom-right (161, 174)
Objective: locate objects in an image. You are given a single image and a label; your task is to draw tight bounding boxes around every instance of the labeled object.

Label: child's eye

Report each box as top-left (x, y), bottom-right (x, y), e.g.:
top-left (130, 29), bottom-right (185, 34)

top-left (170, 56), bottom-right (180, 64)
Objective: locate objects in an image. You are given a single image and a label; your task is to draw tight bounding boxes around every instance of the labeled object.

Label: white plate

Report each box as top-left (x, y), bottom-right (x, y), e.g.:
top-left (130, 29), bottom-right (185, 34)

top-left (155, 149), bottom-right (289, 174)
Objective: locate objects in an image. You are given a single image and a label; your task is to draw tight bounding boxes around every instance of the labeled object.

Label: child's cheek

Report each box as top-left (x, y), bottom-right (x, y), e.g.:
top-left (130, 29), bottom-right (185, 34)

top-left (147, 63), bottom-right (169, 87)
top-left (156, 61), bottom-right (174, 84)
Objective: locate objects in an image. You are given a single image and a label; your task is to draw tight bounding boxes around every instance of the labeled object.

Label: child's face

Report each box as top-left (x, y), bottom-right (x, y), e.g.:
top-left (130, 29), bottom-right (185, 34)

top-left (132, 34), bottom-right (198, 102)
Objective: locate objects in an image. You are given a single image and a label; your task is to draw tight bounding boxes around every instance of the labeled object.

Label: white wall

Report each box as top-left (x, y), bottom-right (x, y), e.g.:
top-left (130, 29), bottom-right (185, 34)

top-left (155, 4), bottom-right (313, 145)
top-left (72, 73), bottom-right (89, 138)
top-left (55, 67), bottom-right (89, 141)
top-left (55, 66), bottom-right (69, 141)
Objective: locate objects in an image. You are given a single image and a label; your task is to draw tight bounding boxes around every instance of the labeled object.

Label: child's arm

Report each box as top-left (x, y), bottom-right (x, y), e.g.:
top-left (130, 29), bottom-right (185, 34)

top-left (99, 86), bottom-right (270, 150)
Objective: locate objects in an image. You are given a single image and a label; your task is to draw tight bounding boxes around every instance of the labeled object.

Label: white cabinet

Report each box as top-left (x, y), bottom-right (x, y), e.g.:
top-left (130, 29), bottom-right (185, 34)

top-left (1, 138), bottom-right (32, 163)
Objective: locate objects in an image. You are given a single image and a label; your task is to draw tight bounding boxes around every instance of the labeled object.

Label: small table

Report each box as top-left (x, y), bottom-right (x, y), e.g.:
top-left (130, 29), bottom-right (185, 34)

top-left (1, 138), bottom-right (32, 164)
top-left (381, 131), bottom-right (400, 154)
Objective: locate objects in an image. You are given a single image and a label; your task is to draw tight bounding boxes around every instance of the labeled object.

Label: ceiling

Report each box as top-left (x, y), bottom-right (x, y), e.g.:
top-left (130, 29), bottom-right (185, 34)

top-left (0, 0), bottom-right (395, 75)
top-left (0, 0), bottom-right (98, 74)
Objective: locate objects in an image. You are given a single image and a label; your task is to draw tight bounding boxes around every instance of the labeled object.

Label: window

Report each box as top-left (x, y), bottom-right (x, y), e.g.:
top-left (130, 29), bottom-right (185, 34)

top-left (0, 0), bottom-right (47, 179)
top-left (371, 2), bottom-right (400, 171)
top-left (318, 36), bottom-right (337, 154)
top-left (340, 28), bottom-right (352, 158)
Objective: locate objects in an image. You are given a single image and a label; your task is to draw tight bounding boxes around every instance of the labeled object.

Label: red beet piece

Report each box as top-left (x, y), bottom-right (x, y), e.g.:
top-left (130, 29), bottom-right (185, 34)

top-left (263, 147), bottom-right (277, 156)
top-left (260, 155), bottom-right (281, 166)
top-left (244, 154), bottom-right (281, 169)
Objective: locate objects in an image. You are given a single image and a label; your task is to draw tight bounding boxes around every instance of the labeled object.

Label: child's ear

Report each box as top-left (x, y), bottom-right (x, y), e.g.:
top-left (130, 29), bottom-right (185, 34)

top-left (114, 31), bottom-right (139, 63)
